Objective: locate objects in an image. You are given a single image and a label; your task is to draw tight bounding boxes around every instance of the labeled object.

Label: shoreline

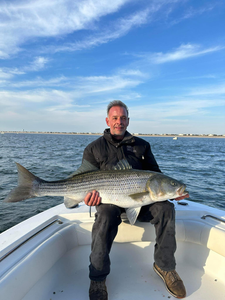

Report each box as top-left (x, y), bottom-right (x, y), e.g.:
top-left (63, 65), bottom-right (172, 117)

top-left (1, 131), bottom-right (225, 138)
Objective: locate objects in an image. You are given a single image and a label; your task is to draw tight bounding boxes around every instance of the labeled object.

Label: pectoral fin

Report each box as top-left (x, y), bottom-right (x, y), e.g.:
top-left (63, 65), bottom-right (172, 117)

top-left (64, 196), bottom-right (82, 208)
top-left (129, 192), bottom-right (149, 201)
top-left (125, 207), bottom-right (141, 225)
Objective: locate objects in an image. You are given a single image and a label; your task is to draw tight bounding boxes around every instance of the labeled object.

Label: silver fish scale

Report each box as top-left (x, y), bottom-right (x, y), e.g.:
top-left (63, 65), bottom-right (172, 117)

top-left (72, 170), bottom-right (149, 195)
top-left (38, 170), bottom-right (152, 199)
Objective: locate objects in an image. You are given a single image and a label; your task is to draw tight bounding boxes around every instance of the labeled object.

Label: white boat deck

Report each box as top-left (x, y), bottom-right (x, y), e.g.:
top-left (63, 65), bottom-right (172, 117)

top-left (22, 242), bottom-right (224, 300)
top-left (1, 201), bottom-right (225, 300)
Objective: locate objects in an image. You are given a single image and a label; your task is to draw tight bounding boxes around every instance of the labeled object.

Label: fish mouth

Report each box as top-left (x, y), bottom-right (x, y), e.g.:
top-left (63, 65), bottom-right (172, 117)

top-left (177, 185), bottom-right (189, 196)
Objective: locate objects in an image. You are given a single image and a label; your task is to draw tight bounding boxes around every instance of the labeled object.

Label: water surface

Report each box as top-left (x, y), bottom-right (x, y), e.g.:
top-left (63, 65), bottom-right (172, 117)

top-left (0, 133), bottom-right (224, 233)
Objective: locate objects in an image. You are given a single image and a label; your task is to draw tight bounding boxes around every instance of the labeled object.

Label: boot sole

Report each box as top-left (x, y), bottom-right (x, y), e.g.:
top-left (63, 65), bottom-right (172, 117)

top-left (153, 263), bottom-right (185, 299)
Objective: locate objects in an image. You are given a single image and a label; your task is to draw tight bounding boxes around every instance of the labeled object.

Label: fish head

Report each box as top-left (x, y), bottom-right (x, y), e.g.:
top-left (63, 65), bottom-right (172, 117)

top-left (146, 173), bottom-right (188, 201)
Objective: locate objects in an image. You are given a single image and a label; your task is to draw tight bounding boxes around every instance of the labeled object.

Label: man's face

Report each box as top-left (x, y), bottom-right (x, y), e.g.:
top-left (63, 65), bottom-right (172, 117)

top-left (106, 106), bottom-right (129, 139)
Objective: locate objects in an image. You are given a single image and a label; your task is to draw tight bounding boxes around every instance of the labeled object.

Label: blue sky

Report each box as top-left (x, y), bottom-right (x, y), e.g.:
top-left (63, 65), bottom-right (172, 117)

top-left (0, 0), bottom-right (224, 134)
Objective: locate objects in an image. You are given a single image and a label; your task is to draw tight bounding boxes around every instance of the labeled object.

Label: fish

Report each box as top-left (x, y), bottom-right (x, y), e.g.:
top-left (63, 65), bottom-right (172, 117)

top-left (4, 159), bottom-right (189, 224)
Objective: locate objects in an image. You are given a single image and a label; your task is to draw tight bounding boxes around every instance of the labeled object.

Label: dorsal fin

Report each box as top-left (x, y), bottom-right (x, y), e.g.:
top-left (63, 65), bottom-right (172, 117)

top-left (112, 159), bottom-right (132, 171)
top-left (67, 159), bottom-right (99, 178)
top-left (67, 159), bottom-right (132, 178)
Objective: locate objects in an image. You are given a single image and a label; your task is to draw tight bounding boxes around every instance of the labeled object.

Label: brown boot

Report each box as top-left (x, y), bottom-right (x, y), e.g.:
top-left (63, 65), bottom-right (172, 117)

top-left (89, 280), bottom-right (108, 300)
top-left (153, 263), bottom-right (186, 299)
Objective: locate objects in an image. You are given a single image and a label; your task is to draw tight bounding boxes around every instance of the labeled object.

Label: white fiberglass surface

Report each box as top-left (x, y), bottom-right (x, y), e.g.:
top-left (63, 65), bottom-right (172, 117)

top-left (22, 241), bottom-right (225, 300)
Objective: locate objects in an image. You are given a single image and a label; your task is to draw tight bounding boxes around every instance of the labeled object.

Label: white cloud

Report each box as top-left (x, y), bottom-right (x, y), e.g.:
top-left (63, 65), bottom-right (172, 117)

top-left (5, 76), bottom-right (69, 88)
top-left (44, 8), bottom-right (152, 54)
top-left (1, 68), bottom-right (143, 91)
top-left (127, 98), bottom-right (225, 133)
top-left (0, 57), bottom-right (49, 85)
top-left (0, 0), bottom-right (133, 58)
top-left (134, 97), bottom-right (225, 134)
top-left (2, 92), bottom-right (223, 134)
top-left (148, 44), bottom-right (224, 64)
top-left (169, 3), bottom-right (219, 26)
top-left (117, 68), bottom-right (148, 78)
top-left (0, 71), bottom-right (143, 113)
top-left (1, 80), bottom-right (225, 134)
top-left (0, 68), bottom-right (25, 79)
top-left (0, 89), bottom-right (88, 124)
top-left (23, 57), bottom-right (50, 72)
top-left (76, 75), bottom-right (142, 93)
top-left (0, 0), bottom-right (182, 57)
top-left (188, 83), bottom-right (225, 96)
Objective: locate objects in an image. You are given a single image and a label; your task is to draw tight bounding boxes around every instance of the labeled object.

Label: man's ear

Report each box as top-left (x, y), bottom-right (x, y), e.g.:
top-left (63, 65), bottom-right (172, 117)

top-left (106, 117), bottom-right (110, 126)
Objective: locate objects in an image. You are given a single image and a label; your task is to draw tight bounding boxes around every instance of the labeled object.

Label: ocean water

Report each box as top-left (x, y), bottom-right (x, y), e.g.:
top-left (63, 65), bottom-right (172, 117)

top-left (0, 133), bottom-right (224, 233)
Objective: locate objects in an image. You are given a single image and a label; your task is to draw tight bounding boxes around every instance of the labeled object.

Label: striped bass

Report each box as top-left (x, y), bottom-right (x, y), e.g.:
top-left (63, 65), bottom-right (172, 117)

top-left (4, 160), bottom-right (189, 224)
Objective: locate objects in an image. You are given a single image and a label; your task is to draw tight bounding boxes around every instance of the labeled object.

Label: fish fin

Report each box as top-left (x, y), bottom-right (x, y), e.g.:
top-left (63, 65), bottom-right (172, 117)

top-left (67, 159), bottom-right (99, 178)
top-left (4, 163), bottom-right (41, 202)
top-left (112, 159), bottom-right (132, 171)
top-left (125, 207), bottom-right (141, 225)
top-left (67, 159), bottom-right (132, 177)
top-left (129, 192), bottom-right (149, 201)
top-left (64, 196), bottom-right (83, 208)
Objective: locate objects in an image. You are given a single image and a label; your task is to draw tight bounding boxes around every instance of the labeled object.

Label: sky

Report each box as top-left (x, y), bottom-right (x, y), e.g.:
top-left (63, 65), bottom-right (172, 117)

top-left (0, 0), bottom-right (225, 135)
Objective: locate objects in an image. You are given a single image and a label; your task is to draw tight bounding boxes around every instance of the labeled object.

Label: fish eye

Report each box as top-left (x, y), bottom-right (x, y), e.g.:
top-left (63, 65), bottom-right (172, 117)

top-left (171, 181), bottom-right (177, 186)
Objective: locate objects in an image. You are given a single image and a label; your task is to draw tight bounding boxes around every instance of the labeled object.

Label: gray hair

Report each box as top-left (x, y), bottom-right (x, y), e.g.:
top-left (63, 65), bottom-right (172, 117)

top-left (107, 100), bottom-right (129, 116)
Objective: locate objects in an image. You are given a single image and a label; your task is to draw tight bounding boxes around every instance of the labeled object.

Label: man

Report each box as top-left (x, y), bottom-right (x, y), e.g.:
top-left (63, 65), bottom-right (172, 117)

top-left (83, 100), bottom-right (187, 299)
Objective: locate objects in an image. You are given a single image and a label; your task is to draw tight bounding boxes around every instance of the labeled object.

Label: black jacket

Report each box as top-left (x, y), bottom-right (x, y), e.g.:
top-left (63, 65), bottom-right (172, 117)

top-left (83, 129), bottom-right (161, 172)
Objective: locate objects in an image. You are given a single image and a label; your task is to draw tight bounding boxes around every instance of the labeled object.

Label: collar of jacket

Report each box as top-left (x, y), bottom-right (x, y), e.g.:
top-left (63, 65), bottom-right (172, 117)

top-left (103, 128), bottom-right (135, 146)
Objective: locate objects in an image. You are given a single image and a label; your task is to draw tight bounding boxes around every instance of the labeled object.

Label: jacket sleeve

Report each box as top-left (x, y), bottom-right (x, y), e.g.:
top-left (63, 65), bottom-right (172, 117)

top-left (82, 143), bottom-right (100, 169)
top-left (143, 143), bottom-right (161, 173)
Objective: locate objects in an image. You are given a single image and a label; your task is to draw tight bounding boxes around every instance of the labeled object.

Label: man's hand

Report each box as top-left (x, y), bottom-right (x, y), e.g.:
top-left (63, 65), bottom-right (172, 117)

top-left (84, 190), bottom-right (101, 206)
top-left (173, 194), bottom-right (189, 201)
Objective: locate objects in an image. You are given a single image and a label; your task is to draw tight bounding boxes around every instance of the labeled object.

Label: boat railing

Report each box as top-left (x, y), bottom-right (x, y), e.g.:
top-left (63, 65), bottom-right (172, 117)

top-left (201, 214), bottom-right (225, 224)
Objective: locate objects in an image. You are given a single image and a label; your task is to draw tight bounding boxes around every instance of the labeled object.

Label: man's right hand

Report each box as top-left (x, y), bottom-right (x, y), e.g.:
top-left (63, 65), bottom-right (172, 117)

top-left (84, 190), bottom-right (101, 206)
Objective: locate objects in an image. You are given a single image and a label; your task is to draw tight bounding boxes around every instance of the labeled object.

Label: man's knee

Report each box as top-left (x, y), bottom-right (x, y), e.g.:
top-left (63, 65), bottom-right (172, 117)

top-left (149, 201), bottom-right (175, 221)
top-left (159, 200), bottom-right (175, 213)
top-left (95, 204), bottom-right (122, 227)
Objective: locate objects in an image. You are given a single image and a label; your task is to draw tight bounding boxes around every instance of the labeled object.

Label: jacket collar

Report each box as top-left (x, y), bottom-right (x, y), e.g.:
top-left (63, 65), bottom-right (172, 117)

top-left (103, 128), bottom-right (135, 146)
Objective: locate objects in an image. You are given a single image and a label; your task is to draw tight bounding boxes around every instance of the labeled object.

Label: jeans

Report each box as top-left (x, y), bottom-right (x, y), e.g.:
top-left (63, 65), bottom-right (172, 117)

top-left (89, 201), bottom-right (176, 281)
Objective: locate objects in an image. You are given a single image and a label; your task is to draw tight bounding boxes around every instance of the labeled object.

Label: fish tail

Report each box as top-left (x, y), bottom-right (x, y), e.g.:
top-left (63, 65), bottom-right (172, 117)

top-left (4, 163), bottom-right (41, 203)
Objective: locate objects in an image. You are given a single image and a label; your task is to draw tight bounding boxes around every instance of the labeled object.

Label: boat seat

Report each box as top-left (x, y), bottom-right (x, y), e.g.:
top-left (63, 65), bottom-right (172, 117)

top-left (76, 218), bottom-right (225, 257)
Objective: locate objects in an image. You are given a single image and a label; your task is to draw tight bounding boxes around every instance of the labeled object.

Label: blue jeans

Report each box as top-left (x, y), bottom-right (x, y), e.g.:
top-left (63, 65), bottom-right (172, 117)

top-left (89, 201), bottom-right (176, 281)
